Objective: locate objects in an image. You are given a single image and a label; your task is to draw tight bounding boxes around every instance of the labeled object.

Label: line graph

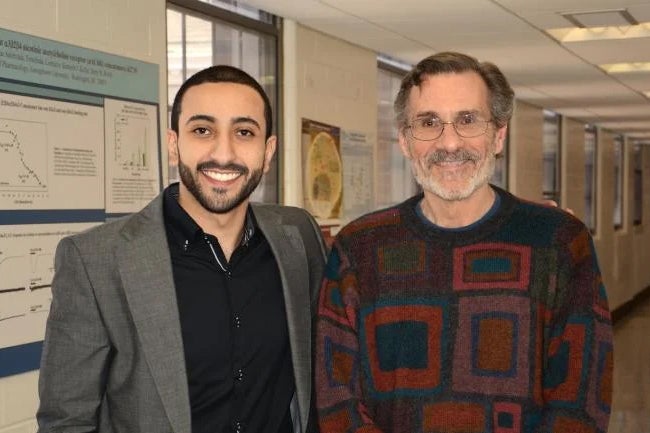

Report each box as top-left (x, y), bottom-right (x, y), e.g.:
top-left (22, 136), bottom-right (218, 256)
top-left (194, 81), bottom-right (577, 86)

top-left (0, 118), bottom-right (48, 192)
top-left (0, 249), bottom-right (54, 321)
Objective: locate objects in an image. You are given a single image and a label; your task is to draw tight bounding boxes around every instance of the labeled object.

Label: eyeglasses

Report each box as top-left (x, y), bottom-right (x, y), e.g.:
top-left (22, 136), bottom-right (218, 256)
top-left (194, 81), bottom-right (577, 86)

top-left (406, 115), bottom-right (492, 140)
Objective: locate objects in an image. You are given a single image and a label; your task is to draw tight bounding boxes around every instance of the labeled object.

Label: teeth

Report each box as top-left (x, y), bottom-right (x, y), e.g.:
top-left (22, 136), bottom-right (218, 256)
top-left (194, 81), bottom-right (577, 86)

top-left (204, 171), bottom-right (240, 181)
top-left (436, 160), bottom-right (465, 166)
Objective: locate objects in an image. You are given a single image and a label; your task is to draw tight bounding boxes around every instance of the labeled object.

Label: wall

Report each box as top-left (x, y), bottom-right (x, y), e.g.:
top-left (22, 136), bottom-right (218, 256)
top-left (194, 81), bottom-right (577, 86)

top-left (606, 141), bottom-right (650, 310)
top-left (593, 131), bottom-right (617, 304)
top-left (561, 117), bottom-right (586, 218)
top-left (558, 125), bottom-right (650, 311)
top-left (508, 100), bottom-right (544, 201)
top-left (0, 1), bottom-right (168, 431)
top-left (512, 105), bottom-right (650, 310)
top-left (282, 20), bottom-right (378, 211)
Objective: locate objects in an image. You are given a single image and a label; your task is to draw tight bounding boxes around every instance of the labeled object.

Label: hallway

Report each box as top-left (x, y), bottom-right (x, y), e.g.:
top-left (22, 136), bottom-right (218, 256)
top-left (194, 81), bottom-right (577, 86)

top-left (609, 295), bottom-right (650, 433)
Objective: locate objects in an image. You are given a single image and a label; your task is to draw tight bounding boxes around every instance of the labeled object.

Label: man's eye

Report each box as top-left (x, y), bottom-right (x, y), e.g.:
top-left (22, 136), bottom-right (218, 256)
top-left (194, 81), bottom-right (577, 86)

top-left (193, 127), bottom-right (210, 136)
top-left (457, 114), bottom-right (477, 125)
top-left (236, 129), bottom-right (255, 137)
top-left (419, 118), bottom-right (439, 128)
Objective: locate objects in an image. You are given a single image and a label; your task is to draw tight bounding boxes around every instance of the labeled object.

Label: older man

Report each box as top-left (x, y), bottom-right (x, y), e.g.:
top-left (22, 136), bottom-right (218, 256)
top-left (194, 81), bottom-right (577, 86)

top-left (315, 52), bottom-right (612, 433)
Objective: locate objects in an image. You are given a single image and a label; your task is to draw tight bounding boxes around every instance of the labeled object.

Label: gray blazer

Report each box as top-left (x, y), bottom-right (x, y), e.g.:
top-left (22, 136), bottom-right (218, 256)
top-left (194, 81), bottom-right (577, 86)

top-left (36, 192), bottom-right (327, 433)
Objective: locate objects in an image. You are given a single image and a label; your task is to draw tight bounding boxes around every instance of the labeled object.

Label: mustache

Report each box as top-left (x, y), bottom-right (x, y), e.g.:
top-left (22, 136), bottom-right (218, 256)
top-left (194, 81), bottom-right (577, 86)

top-left (197, 161), bottom-right (249, 174)
top-left (424, 150), bottom-right (480, 165)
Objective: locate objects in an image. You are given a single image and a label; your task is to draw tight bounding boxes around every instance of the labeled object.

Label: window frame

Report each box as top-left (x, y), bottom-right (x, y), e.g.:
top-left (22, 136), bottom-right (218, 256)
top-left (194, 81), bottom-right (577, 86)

top-left (542, 110), bottom-right (561, 204)
top-left (375, 57), bottom-right (420, 209)
top-left (169, 0), bottom-right (280, 37)
top-left (613, 135), bottom-right (625, 230)
top-left (584, 125), bottom-right (598, 234)
top-left (633, 143), bottom-right (643, 226)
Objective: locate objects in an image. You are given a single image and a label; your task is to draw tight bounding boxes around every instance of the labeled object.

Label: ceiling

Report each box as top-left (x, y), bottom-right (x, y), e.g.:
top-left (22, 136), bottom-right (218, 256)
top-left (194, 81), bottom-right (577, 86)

top-left (241, 0), bottom-right (650, 143)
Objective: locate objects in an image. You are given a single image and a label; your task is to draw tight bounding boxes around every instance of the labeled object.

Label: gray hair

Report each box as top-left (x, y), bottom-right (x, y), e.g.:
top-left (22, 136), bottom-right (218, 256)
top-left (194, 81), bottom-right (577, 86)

top-left (394, 51), bottom-right (514, 130)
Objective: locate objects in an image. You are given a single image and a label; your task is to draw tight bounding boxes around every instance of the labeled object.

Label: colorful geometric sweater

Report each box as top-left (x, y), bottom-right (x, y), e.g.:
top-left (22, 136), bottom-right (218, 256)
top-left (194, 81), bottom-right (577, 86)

top-left (315, 186), bottom-right (612, 433)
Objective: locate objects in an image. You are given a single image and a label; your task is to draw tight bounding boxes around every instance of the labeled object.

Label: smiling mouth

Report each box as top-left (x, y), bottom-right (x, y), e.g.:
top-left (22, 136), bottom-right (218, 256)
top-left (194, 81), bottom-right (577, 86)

top-left (202, 170), bottom-right (242, 182)
top-left (428, 159), bottom-right (475, 170)
top-left (435, 160), bottom-right (469, 166)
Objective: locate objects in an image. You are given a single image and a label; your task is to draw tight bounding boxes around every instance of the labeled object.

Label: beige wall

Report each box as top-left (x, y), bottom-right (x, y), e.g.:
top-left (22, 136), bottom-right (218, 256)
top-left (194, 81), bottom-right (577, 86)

top-left (594, 131), bottom-right (617, 304)
top-left (0, 1), bottom-right (167, 431)
top-left (607, 142), bottom-right (650, 309)
top-left (510, 105), bottom-right (650, 310)
top-left (558, 127), bottom-right (650, 311)
top-left (508, 100), bottom-right (544, 201)
top-left (282, 21), bottom-right (377, 214)
top-left (561, 117), bottom-right (586, 219)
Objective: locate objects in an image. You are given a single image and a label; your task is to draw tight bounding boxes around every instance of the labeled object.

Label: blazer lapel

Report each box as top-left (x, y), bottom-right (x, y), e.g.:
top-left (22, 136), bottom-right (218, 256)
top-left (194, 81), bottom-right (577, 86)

top-left (116, 197), bottom-right (191, 433)
top-left (254, 206), bottom-right (311, 430)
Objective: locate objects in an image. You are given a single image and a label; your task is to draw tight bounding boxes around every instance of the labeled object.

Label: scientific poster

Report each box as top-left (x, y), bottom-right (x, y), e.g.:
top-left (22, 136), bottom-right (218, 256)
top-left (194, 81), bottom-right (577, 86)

top-left (301, 118), bottom-right (342, 220)
top-left (0, 27), bottom-right (160, 377)
top-left (341, 129), bottom-right (374, 222)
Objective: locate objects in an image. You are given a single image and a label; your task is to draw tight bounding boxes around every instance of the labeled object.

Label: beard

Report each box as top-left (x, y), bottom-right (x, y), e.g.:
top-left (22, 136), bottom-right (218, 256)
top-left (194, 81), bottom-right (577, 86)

top-left (178, 158), bottom-right (264, 214)
top-left (410, 140), bottom-right (497, 201)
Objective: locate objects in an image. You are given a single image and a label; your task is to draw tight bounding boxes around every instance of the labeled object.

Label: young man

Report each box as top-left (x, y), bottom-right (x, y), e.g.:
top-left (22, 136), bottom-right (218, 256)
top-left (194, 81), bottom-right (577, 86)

top-left (37, 66), bottom-right (326, 433)
top-left (315, 52), bottom-right (612, 433)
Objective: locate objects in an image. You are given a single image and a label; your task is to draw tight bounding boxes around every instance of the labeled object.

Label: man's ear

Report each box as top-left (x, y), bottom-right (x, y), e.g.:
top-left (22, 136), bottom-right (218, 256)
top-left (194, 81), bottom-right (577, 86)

top-left (398, 127), bottom-right (411, 159)
top-left (167, 130), bottom-right (179, 166)
top-left (262, 135), bottom-right (277, 174)
top-left (494, 124), bottom-right (507, 155)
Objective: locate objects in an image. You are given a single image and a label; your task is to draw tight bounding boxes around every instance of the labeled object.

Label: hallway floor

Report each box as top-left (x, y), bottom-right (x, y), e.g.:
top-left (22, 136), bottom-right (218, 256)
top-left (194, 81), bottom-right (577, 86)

top-left (609, 296), bottom-right (650, 432)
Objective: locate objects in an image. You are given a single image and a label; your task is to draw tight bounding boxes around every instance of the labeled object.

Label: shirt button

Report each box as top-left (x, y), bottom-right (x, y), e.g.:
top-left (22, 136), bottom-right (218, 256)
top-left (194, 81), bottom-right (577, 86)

top-left (235, 368), bottom-right (244, 381)
top-left (233, 420), bottom-right (243, 432)
top-left (234, 315), bottom-right (241, 328)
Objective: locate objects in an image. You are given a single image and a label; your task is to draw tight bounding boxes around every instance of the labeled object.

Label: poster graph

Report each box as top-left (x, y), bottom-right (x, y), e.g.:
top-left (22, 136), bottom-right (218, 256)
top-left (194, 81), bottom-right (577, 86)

top-left (104, 99), bottom-right (159, 214)
top-left (0, 118), bottom-right (48, 193)
top-left (0, 223), bottom-right (96, 350)
top-left (114, 114), bottom-right (150, 170)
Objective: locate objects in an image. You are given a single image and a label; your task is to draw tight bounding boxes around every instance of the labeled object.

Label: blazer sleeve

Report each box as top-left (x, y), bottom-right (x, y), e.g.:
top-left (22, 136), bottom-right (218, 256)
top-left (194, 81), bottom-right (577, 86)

top-left (299, 209), bottom-right (328, 311)
top-left (288, 208), bottom-right (327, 433)
top-left (37, 236), bottom-right (111, 433)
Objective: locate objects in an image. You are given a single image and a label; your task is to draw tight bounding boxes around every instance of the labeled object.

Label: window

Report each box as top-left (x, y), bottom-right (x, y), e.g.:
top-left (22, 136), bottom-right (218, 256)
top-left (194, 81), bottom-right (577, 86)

top-left (633, 144), bottom-right (643, 226)
top-left (613, 135), bottom-right (624, 229)
top-left (584, 125), bottom-right (597, 232)
top-left (376, 58), bottom-right (419, 209)
top-left (490, 130), bottom-right (508, 189)
top-left (167, 0), bottom-right (280, 203)
top-left (542, 110), bottom-right (561, 203)
top-left (195, 0), bottom-right (275, 23)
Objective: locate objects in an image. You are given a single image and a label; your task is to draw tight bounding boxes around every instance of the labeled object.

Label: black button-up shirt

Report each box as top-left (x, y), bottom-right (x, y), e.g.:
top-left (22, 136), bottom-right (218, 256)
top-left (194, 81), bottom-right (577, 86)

top-left (163, 184), bottom-right (294, 433)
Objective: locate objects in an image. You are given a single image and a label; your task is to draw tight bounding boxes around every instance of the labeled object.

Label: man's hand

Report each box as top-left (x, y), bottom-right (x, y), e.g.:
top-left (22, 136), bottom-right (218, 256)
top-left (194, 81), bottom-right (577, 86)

top-left (541, 199), bottom-right (575, 216)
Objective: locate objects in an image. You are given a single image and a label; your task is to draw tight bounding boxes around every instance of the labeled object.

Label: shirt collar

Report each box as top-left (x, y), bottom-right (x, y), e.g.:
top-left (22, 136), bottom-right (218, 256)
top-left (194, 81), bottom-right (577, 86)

top-left (163, 182), bottom-right (256, 249)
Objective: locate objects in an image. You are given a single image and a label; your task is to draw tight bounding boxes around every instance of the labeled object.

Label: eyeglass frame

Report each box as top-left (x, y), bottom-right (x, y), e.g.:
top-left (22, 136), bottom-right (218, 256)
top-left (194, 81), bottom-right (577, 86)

top-left (405, 117), bottom-right (494, 141)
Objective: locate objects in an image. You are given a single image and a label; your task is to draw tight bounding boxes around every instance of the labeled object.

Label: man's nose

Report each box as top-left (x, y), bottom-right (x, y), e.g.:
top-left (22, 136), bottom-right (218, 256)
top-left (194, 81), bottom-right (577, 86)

top-left (210, 134), bottom-right (236, 162)
top-left (436, 122), bottom-right (463, 152)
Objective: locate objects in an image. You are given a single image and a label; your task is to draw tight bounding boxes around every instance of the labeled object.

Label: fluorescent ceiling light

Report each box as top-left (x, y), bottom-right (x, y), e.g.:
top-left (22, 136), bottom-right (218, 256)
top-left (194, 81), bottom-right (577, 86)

top-left (547, 23), bottom-right (650, 42)
top-left (599, 63), bottom-right (650, 74)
